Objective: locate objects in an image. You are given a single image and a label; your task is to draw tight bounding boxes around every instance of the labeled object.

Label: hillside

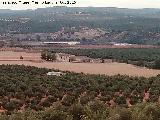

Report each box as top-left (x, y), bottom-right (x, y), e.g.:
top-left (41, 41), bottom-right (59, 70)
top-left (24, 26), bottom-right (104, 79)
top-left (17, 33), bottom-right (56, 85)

top-left (1, 7), bottom-right (160, 45)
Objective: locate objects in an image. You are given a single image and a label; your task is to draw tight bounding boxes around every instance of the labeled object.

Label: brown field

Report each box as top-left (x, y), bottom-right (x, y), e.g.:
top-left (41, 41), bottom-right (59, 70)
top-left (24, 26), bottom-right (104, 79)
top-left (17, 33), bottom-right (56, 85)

top-left (0, 51), bottom-right (160, 77)
top-left (0, 61), bottom-right (160, 77)
top-left (0, 51), bottom-right (41, 61)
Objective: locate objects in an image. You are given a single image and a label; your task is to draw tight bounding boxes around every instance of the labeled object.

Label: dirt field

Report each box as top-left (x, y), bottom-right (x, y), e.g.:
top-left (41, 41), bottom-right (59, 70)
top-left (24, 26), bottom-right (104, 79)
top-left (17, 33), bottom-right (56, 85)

top-left (0, 51), bottom-right (160, 77)
top-left (0, 51), bottom-right (41, 61)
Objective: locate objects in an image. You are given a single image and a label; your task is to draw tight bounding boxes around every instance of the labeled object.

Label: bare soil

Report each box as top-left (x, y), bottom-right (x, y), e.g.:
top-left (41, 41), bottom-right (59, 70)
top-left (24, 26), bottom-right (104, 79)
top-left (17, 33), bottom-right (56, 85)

top-left (0, 51), bottom-right (41, 61)
top-left (0, 51), bottom-right (160, 77)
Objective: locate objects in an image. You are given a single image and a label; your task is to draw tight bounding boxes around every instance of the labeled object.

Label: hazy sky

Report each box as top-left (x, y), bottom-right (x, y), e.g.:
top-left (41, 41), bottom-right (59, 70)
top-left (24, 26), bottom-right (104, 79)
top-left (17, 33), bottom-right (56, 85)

top-left (1, 0), bottom-right (160, 10)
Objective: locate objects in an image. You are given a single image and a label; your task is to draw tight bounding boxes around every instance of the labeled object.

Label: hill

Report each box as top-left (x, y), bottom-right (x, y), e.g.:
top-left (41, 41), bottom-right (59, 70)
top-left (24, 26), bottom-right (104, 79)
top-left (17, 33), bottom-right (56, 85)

top-left (1, 7), bottom-right (160, 44)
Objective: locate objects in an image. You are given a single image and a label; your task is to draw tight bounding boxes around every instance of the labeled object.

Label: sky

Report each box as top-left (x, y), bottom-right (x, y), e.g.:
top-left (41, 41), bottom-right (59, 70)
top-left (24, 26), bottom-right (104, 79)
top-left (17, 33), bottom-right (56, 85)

top-left (1, 0), bottom-right (160, 10)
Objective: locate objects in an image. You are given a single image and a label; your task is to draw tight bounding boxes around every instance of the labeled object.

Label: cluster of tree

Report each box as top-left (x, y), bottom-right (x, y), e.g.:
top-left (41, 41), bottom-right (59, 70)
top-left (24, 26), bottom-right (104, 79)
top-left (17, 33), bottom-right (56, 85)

top-left (41, 51), bottom-right (56, 61)
top-left (50, 48), bottom-right (160, 69)
top-left (0, 65), bottom-right (160, 117)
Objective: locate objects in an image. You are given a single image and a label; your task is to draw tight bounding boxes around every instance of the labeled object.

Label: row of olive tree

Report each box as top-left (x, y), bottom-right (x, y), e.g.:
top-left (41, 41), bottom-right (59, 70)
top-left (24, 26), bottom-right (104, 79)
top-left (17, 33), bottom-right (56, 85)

top-left (0, 65), bottom-right (160, 114)
top-left (1, 102), bottom-right (160, 120)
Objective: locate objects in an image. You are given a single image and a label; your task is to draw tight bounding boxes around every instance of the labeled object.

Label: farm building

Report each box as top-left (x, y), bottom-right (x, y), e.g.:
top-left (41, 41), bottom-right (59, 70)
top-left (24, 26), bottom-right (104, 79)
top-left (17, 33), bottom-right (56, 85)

top-left (43, 41), bottom-right (80, 45)
top-left (69, 56), bottom-right (91, 63)
top-left (47, 71), bottom-right (65, 76)
top-left (55, 53), bottom-right (75, 62)
top-left (90, 58), bottom-right (102, 63)
top-left (103, 59), bottom-right (113, 63)
top-left (54, 53), bottom-right (112, 63)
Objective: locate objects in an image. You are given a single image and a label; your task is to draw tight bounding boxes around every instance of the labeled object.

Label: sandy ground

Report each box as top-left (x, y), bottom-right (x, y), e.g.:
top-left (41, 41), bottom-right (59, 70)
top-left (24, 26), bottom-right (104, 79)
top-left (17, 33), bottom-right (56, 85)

top-left (0, 51), bottom-right (160, 77)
